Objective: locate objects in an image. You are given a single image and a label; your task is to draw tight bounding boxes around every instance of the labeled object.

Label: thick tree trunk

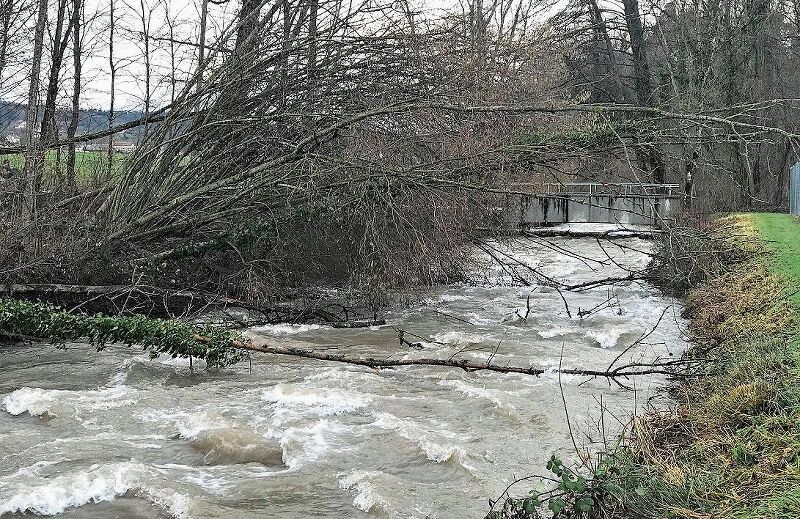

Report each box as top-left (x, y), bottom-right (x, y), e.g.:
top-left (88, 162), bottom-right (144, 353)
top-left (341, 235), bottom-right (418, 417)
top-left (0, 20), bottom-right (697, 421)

top-left (39, 0), bottom-right (73, 190)
top-left (66, 0), bottom-right (83, 190)
top-left (230, 0), bottom-right (261, 105)
top-left (236, 0), bottom-right (260, 54)
top-left (107, 0), bottom-right (116, 181)
top-left (586, 0), bottom-right (625, 103)
top-left (23, 0), bottom-right (50, 200)
top-left (621, 0), bottom-right (667, 184)
top-left (621, 0), bottom-right (653, 106)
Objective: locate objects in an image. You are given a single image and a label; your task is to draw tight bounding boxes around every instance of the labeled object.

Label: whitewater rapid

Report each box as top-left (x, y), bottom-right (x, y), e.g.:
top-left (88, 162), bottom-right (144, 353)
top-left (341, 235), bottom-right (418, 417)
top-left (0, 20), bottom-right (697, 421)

top-left (0, 231), bottom-right (689, 518)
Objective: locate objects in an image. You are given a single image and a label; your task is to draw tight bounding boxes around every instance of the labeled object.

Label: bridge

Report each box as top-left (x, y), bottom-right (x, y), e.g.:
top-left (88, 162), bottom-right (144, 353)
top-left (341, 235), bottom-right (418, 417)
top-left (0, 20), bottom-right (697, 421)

top-left (503, 183), bottom-right (682, 227)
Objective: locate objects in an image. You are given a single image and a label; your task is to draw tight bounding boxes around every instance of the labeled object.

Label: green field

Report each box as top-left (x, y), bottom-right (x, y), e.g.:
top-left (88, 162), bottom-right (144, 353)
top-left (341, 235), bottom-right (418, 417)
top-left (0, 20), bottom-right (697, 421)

top-left (4, 150), bottom-right (128, 185)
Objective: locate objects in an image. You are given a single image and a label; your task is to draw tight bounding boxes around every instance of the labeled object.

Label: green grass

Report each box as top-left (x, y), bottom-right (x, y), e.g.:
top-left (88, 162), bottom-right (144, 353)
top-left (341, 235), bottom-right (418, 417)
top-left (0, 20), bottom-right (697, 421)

top-left (748, 213), bottom-right (800, 306)
top-left (4, 150), bottom-right (128, 185)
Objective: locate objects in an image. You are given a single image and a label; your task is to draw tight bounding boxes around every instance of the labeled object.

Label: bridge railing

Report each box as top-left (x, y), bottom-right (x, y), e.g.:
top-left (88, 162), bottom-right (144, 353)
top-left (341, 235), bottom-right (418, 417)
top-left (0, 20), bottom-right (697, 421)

top-left (507, 182), bottom-right (681, 197)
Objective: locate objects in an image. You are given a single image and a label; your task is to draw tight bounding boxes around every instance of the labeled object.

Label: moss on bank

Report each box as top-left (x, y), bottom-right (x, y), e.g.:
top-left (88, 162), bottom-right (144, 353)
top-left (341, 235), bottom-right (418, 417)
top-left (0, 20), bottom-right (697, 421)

top-left (618, 213), bottom-right (800, 519)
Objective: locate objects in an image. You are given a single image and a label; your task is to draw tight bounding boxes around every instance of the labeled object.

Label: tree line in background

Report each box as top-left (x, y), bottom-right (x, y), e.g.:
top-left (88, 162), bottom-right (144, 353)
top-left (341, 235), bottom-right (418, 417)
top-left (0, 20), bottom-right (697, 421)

top-left (0, 0), bottom-right (797, 307)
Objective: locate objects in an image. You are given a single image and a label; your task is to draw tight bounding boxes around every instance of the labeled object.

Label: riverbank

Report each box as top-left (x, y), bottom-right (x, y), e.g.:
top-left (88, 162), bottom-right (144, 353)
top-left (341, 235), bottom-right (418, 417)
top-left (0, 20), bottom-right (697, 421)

top-left (620, 213), bottom-right (800, 518)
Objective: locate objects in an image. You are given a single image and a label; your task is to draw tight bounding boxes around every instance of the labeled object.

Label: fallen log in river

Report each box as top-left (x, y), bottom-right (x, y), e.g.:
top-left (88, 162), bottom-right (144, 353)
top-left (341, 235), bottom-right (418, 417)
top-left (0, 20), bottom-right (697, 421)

top-left (0, 298), bottom-right (689, 381)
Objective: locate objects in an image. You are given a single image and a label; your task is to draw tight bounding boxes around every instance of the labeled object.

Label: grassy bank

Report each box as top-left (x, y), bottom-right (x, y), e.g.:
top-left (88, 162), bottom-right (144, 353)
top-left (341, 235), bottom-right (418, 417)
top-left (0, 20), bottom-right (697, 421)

top-left (618, 213), bottom-right (800, 518)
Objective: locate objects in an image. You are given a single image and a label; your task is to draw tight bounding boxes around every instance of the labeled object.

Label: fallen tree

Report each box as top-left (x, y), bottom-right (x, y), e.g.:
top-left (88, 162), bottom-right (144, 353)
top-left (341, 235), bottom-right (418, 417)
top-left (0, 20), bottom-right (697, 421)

top-left (0, 283), bottom-right (385, 326)
top-left (0, 298), bottom-right (688, 380)
top-left (231, 338), bottom-right (686, 379)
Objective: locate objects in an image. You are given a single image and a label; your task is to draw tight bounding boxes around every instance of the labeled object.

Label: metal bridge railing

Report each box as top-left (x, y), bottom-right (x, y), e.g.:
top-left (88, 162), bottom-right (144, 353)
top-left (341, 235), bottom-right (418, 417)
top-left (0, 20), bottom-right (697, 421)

top-left (507, 182), bottom-right (681, 197)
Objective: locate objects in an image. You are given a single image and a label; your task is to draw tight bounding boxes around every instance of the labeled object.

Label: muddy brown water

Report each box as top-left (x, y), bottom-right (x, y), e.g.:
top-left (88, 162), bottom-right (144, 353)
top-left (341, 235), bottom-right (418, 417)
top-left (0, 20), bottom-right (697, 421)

top-left (0, 231), bottom-right (688, 518)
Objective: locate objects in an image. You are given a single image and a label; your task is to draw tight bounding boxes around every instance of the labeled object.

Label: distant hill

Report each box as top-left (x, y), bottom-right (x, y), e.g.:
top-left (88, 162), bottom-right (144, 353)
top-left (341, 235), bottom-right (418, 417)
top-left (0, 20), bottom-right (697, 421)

top-left (0, 101), bottom-right (146, 143)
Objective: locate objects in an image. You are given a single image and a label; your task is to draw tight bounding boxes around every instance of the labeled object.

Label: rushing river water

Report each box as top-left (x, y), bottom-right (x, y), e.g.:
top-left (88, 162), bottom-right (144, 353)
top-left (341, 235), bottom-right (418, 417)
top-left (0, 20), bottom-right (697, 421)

top-left (0, 231), bottom-right (689, 519)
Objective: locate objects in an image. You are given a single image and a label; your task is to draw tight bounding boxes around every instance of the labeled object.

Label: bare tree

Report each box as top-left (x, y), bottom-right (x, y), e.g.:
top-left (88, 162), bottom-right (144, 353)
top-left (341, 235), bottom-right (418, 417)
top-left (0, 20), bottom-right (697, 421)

top-left (66, 0), bottom-right (83, 188)
top-left (0, 0), bottom-right (15, 79)
top-left (162, 0), bottom-right (177, 103)
top-left (23, 0), bottom-right (49, 199)
top-left (107, 0), bottom-right (116, 180)
top-left (132, 0), bottom-right (154, 135)
top-left (197, 0), bottom-right (209, 88)
top-left (38, 0), bottom-right (75, 189)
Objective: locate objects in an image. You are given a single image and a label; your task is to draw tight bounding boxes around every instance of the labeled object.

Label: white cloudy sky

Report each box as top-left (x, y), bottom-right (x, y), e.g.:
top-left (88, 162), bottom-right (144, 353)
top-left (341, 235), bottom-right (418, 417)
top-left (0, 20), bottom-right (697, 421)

top-left (3, 0), bottom-right (549, 112)
top-left (77, 0), bottom-right (237, 110)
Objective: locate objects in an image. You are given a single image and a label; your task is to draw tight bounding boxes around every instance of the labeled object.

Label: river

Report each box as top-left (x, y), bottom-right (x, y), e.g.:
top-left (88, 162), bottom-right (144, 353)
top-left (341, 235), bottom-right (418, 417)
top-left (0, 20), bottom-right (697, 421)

top-left (0, 230), bottom-right (688, 518)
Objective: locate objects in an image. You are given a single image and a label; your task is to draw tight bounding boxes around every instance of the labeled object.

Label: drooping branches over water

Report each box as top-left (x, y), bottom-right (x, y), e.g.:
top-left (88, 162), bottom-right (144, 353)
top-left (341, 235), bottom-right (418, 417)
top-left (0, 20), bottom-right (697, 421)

top-left (2, 0), bottom-right (800, 310)
top-left (90, 0), bottom-right (582, 295)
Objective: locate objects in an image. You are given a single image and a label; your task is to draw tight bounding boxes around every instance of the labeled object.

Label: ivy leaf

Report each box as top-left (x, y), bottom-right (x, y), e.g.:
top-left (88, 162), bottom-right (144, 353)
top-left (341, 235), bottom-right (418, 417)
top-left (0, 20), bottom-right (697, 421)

top-left (548, 497), bottom-right (566, 515)
top-left (523, 495), bottom-right (539, 514)
top-left (576, 496), bottom-right (594, 512)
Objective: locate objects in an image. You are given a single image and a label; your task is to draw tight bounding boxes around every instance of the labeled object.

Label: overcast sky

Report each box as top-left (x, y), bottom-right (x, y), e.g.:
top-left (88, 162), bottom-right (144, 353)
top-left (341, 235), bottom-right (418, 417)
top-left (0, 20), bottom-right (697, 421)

top-left (72, 0), bottom-right (237, 110)
top-left (4, 0), bottom-right (536, 112)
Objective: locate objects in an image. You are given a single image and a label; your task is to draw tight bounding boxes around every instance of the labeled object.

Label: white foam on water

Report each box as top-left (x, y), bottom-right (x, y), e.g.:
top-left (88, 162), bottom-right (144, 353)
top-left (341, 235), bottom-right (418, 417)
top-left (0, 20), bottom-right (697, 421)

top-left (251, 323), bottom-right (324, 335)
top-left (262, 383), bottom-right (370, 424)
top-left (156, 355), bottom-right (207, 369)
top-left (123, 441), bottom-right (164, 449)
top-left (177, 415), bottom-right (231, 440)
top-left (584, 326), bottom-right (637, 349)
top-left (303, 367), bottom-right (368, 383)
top-left (371, 413), bottom-right (469, 467)
top-left (7, 459), bottom-right (67, 479)
top-left (431, 331), bottom-right (487, 346)
top-left (140, 409), bottom-right (232, 441)
top-left (0, 457), bottom-right (195, 519)
top-left (338, 470), bottom-right (393, 515)
top-left (148, 491), bottom-right (192, 519)
top-left (2, 386), bottom-right (136, 418)
top-left (537, 327), bottom-right (574, 339)
top-left (0, 461), bottom-right (141, 516)
top-left (182, 471), bottom-right (231, 495)
top-left (539, 365), bottom-right (584, 384)
top-left (108, 369), bottom-right (129, 386)
top-left (107, 356), bottom-right (142, 386)
top-left (277, 419), bottom-right (348, 469)
top-left (434, 294), bottom-right (470, 303)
